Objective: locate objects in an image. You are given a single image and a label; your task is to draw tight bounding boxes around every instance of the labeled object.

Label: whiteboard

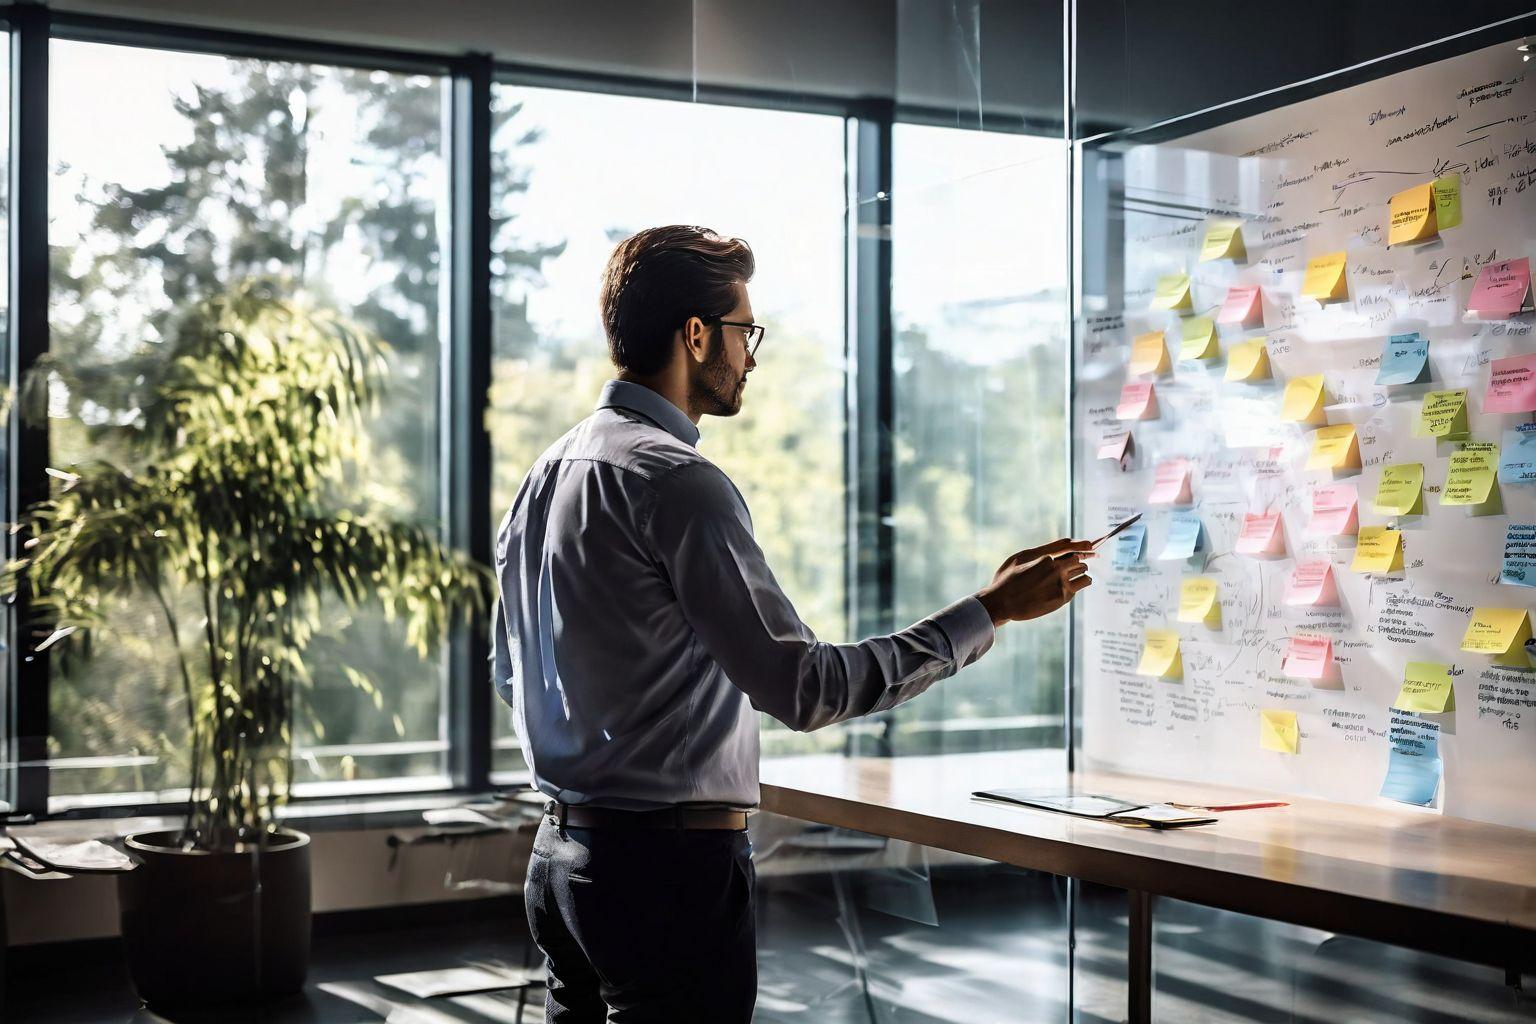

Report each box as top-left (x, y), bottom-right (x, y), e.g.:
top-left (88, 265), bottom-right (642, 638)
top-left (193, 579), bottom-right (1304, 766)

top-left (1072, 35), bottom-right (1536, 829)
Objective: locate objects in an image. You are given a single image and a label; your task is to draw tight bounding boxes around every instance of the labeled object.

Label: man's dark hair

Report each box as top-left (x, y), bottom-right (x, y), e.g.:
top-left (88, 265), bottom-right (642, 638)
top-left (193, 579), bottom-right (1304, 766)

top-left (600, 225), bottom-right (755, 375)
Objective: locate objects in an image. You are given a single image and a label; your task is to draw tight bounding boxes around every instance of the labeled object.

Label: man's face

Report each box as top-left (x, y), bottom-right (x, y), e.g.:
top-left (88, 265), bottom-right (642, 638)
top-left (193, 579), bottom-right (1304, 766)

top-left (688, 282), bottom-right (757, 418)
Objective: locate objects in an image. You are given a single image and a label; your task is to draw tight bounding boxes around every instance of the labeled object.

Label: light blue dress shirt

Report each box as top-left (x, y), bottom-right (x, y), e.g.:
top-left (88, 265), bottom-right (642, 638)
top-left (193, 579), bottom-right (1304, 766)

top-left (491, 380), bottom-right (996, 809)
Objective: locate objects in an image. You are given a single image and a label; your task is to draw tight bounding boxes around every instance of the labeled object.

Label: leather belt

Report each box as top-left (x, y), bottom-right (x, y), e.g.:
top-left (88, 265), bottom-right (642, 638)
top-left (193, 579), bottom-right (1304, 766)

top-left (544, 801), bottom-right (749, 831)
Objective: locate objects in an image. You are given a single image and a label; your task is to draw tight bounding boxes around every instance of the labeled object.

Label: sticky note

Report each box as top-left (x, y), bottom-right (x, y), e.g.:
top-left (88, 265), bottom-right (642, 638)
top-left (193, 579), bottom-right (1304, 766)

top-left (1116, 381), bottom-right (1158, 420)
top-left (1098, 429), bottom-right (1134, 463)
top-left (1374, 463), bottom-right (1424, 516)
top-left (1282, 635), bottom-right (1334, 680)
top-left (1500, 424), bottom-right (1536, 483)
top-left (1151, 273), bottom-right (1193, 312)
top-left (1138, 629), bottom-right (1183, 678)
top-left (1217, 285), bottom-right (1262, 327)
top-left (1441, 443), bottom-right (1499, 508)
top-left (1415, 389), bottom-right (1468, 438)
top-left (1148, 458), bottom-right (1194, 505)
top-left (1352, 526), bottom-right (1404, 573)
top-left (1432, 173), bottom-right (1462, 230)
top-left (1235, 510), bottom-right (1285, 556)
top-left (1484, 352), bottom-right (1536, 413)
top-left (1307, 424), bottom-right (1361, 471)
top-left (1387, 181), bottom-right (1437, 246)
top-left (1281, 374), bottom-right (1328, 425)
top-left (1179, 317), bottom-right (1219, 361)
top-left (1128, 331), bottom-right (1170, 376)
top-left (1259, 709), bottom-right (1298, 754)
top-left (1395, 662), bottom-right (1456, 713)
top-left (1500, 524), bottom-right (1536, 587)
top-left (1177, 577), bottom-right (1221, 625)
top-left (1300, 251), bottom-right (1348, 301)
top-left (1113, 522), bottom-right (1147, 567)
top-left (1461, 607), bottom-right (1534, 667)
top-left (1159, 513), bottom-right (1205, 561)
top-left (1375, 332), bottom-right (1431, 386)
top-left (1310, 484), bottom-right (1359, 536)
top-left (1284, 561), bottom-right (1338, 606)
top-left (1200, 223), bottom-right (1246, 262)
top-left (1380, 713), bottom-right (1441, 806)
top-left (1225, 338), bottom-right (1271, 382)
top-left (1467, 257), bottom-right (1532, 318)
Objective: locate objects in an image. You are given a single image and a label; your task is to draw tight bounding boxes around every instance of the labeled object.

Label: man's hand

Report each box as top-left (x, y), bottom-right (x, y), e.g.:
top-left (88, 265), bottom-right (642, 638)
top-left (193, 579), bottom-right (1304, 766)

top-left (974, 538), bottom-right (1095, 627)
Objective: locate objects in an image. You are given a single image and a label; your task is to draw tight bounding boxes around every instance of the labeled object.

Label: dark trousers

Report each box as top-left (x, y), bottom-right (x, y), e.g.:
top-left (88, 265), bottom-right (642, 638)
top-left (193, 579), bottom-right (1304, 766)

top-left (525, 816), bottom-right (757, 1022)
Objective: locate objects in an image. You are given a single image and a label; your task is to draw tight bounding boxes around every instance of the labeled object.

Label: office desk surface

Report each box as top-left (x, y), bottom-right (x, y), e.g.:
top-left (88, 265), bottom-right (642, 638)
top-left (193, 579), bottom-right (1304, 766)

top-left (759, 750), bottom-right (1536, 962)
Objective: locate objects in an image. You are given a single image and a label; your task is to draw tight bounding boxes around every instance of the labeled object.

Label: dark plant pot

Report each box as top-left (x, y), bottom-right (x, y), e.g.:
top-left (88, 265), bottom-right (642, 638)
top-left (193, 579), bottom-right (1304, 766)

top-left (117, 828), bottom-right (311, 1008)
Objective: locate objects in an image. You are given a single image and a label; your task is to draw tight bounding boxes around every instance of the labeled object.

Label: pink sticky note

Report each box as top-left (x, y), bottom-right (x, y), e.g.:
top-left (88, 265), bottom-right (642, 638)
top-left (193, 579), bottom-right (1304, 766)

top-left (1310, 484), bottom-right (1359, 537)
top-left (1485, 352), bottom-right (1536, 414)
top-left (1116, 381), bottom-right (1158, 420)
top-left (1284, 561), bottom-right (1338, 606)
top-left (1281, 635), bottom-right (1334, 679)
top-left (1235, 510), bottom-right (1285, 556)
top-left (1216, 284), bottom-right (1263, 326)
top-left (1098, 430), bottom-right (1134, 463)
top-left (1148, 458), bottom-right (1193, 505)
top-left (1468, 257), bottom-right (1532, 317)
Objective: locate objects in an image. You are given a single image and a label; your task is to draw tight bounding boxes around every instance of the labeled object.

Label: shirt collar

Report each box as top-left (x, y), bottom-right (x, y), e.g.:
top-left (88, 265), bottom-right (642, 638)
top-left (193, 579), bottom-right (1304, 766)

top-left (596, 380), bottom-right (701, 448)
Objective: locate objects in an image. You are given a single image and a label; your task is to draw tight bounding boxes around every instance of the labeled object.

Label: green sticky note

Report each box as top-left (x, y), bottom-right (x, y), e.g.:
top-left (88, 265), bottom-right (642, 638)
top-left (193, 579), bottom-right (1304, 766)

top-left (1374, 463), bottom-right (1425, 516)
top-left (1394, 662), bottom-right (1455, 714)
top-left (1417, 389), bottom-right (1469, 438)
top-left (1432, 174), bottom-right (1462, 231)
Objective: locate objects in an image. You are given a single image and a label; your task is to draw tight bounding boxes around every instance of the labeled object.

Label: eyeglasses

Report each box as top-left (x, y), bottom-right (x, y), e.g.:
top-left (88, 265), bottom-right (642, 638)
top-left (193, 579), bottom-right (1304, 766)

top-left (716, 320), bottom-right (766, 359)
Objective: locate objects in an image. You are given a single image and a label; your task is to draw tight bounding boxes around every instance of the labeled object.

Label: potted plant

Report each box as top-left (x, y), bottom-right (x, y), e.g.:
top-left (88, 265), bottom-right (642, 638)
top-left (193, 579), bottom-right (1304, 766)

top-left (3, 280), bottom-right (491, 1007)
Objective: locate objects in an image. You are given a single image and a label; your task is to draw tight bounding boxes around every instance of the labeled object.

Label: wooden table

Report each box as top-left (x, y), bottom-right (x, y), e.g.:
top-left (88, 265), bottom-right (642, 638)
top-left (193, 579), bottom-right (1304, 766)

top-left (759, 750), bottom-right (1536, 1022)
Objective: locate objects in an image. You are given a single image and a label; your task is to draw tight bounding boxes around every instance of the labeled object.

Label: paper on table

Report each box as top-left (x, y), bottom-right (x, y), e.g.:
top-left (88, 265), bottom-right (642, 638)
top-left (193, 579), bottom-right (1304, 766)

top-left (1159, 513), bottom-right (1204, 561)
top-left (1375, 332), bottom-right (1431, 386)
top-left (1432, 174), bottom-right (1461, 230)
top-left (1235, 510), bottom-right (1285, 556)
top-left (1461, 607), bottom-right (1534, 667)
top-left (1113, 522), bottom-right (1148, 567)
top-left (1200, 223), bottom-right (1246, 262)
top-left (1374, 463), bottom-right (1425, 515)
top-left (1179, 317), bottom-right (1219, 361)
top-left (1217, 285), bottom-right (1262, 326)
top-left (1394, 661), bottom-right (1456, 713)
top-left (1352, 526), bottom-right (1404, 573)
top-left (1281, 635), bottom-right (1334, 679)
top-left (1307, 424), bottom-right (1361, 471)
top-left (1137, 629), bottom-right (1183, 678)
top-left (1129, 331), bottom-right (1171, 376)
top-left (1500, 424), bottom-right (1536, 483)
top-left (1484, 352), bottom-right (1536, 413)
top-left (1177, 577), bottom-right (1221, 625)
top-left (1300, 251), bottom-right (1348, 301)
top-left (1281, 374), bottom-right (1328, 424)
top-left (1416, 389), bottom-right (1469, 438)
top-left (1380, 713), bottom-right (1441, 807)
top-left (1151, 273), bottom-right (1194, 312)
top-left (1310, 484), bottom-right (1359, 536)
top-left (1284, 561), bottom-right (1338, 606)
top-left (1441, 443), bottom-right (1499, 508)
top-left (1225, 338), bottom-right (1271, 381)
top-left (1467, 257), bottom-right (1532, 318)
top-left (1502, 524), bottom-right (1536, 588)
top-left (1116, 381), bottom-right (1159, 420)
top-left (1259, 709), bottom-right (1298, 754)
top-left (1148, 458), bottom-right (1194, 505)
top-left (1387, 181), bottom-right (1437, 246)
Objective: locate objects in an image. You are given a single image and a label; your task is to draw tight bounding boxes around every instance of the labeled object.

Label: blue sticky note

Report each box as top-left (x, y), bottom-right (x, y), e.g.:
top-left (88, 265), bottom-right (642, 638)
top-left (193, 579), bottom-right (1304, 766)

top-left (1113, 523), bottom-right (1147, 567)
top-left (1380, 712), bottom-right (1441, 806)
top-left (1375, 332), bottom-right (1430, 386)
top-left (1158, 512), bottom-right (1204, 561)
top-left (1502, 524), bottom-right (1536, 588)
top-left (1502, 424), bottom-right (1536, 484)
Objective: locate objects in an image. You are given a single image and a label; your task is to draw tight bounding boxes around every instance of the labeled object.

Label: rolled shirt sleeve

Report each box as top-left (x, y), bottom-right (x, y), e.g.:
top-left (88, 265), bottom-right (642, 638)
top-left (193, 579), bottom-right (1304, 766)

top-left (645, 460), bottom-right (996, 733)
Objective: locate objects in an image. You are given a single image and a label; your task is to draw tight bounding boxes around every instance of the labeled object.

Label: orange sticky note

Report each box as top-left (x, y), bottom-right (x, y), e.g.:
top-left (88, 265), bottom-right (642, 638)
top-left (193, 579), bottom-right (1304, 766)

top-left (1116, 381), bottom-right (1159, 420)
top-left (1307, 424), bottom-right (1360, 471)
top-left (1301, 251), bottom-right (1348, 301)
top-left (1235, 510), bottom-right (1285, 556)
top-left (1284, 561), bottom-right (1338, 606)
top-left (1281, 374), bottom-right (1328, 424)
top-left (1129, 331), bottom-right (1170, 376)
top-left (1387, 181), bottom-right (1438, 246)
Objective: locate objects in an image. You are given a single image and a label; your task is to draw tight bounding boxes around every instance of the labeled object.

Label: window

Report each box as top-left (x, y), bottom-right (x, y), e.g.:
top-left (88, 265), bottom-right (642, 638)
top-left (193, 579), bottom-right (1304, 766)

top-left (487, 84), bottom-right (848, 774)
top-left (890, 124), bottom-right (1069, 756)
top-left (46, 40), bottom-right (450, 804)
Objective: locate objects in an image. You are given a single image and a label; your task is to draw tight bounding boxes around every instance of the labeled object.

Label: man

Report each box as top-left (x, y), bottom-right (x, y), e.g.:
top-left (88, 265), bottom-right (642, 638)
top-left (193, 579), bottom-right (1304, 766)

top-left (491, 224), bottom-right (1093, 1022)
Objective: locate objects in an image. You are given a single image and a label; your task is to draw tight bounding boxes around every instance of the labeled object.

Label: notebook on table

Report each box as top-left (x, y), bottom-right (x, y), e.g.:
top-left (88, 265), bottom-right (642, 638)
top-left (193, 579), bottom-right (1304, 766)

top-left (972, 790), bottom-right (1218, 829)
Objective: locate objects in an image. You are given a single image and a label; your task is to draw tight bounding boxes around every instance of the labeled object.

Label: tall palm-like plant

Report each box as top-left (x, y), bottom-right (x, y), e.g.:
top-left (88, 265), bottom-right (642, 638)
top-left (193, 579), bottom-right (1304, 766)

top-left (4, 281), bottom-right (491, 851)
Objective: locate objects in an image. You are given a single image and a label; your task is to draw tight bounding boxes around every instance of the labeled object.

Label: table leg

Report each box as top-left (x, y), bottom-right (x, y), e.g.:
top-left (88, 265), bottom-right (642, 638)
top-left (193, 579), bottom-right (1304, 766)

top-left (1128, 889), bottom-right (1152, 1024)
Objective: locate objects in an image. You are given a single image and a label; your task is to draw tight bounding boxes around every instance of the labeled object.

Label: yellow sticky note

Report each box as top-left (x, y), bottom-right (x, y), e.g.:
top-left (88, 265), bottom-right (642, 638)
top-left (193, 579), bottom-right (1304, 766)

top-left (1461, 608), bottom-right (1534, 667)
top-left (1177, 577), bottom-right (1221, 625)
top-left (1352, 526), bottom-right (1404, 573)
top-left (1432, 174), bottom-right (1462, 230)
top-left (1300, 251), bottom-right (1348, 301)
top-left (1281, 374), bottom-right (1328, 424)
top-left (1200, 222), bottom-right (1246, 262)
top-left (1137, 629), bottom-right (1183, 679)
top-left (1151, 273), bottom-right (1193, 312)
top-left (1388, 182), bottom-right (1438, 246)
top-left (1225, 338), bottom-right (1271, 382)
top-left (1307, 424), bottom-right (1361, 470)
top-left (1129, 331), bottom-right (1170, 376)
top-left (1259, 709), bottom-right (1298, 754)
top-left (1373, 463), bottom-right (1424, 516)
top-left (1441, 443), bottom-right (1499, 506)
top-left (1394, 662), bottom-right (1456, 714)
top-left (1179, 317), bottom-right (1219, 360)
top-left (1416, 389), bottom-right (1469, 438)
